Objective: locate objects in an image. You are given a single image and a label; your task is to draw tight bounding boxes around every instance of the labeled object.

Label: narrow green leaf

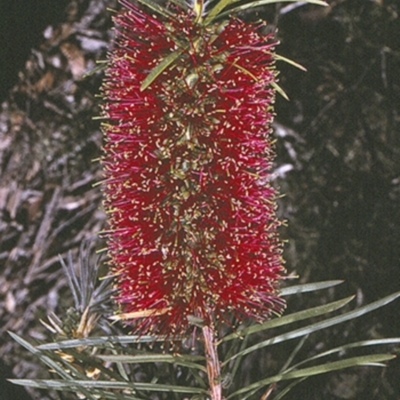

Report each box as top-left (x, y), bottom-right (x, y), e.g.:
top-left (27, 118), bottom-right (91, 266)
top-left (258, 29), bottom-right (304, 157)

top-left (279, 335), bottom-right (309, 373)
top-left (9, 332), bottom-right (98, 400)
top-left (272, 81), bottom-right (289, 100)
top-left (109, 349), bottom-right (130, 382)
top-left (228, 354), bottom-right (395, 398)
top-left (92, 115), bottom-right (109, 120)
top-left (223, 291), bottom-right (400, 364)
top-left (9, 380), bottom-right (144, 400)
top-left (221, 296), bottom-right (354, 343)
top-left (58, 253), bottom-right (80, 308)
top-left (229, 333), bottom-right (251, 382)
top-left (9, 332), bottom-right (72, 380)
top-left (37, 334), bottom-right (170, 350)
top-left (272, 378), bottom-right (307, 400)
top-left (134, 0), bottom-right (174, 19)
top-left (216, 0), bottom-right (328, 20)
top-left (280, 280), bottom-right (343, 296)
top-left (141, 48), bottom-right (186, 91)
top-left (285, 337), bottom-right (400, 373)
top-left (167, 0), bottom-right (189, 9)
top-left (269, 338), bottom-right (400, 399)
top-left (275, 54), bottom-right (307, 71)
top-left (58, 348), bottom-right (127, 383)
top-left (97, 354), bottom-right (207, 372)
top-left (9, 379), bottom-right (207, 394)
top-left (83, 61), bottom-right (108, 78)
top-left (203, 0), bottom-right (239, 25)
top-left (231, 60), bottom-right (259, 81)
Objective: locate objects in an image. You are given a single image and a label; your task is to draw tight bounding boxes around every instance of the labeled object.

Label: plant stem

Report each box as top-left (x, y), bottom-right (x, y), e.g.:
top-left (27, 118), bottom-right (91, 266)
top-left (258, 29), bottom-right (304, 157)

top-left (202, 325), bottom-right (222, 400)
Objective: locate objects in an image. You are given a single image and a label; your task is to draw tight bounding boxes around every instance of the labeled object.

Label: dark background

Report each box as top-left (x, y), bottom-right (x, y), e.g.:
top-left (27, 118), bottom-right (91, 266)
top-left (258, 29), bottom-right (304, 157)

top-left (0, 0), bottom-right (399, 399)
top-left (0, 0), bottom-right (69, 103)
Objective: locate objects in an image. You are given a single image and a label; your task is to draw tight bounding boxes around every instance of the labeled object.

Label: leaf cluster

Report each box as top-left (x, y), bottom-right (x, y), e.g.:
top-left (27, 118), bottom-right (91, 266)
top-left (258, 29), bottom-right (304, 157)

top-left (127, 0), bottom-right (327, 92)
top-left (10, 281), bottom-right (400, 400)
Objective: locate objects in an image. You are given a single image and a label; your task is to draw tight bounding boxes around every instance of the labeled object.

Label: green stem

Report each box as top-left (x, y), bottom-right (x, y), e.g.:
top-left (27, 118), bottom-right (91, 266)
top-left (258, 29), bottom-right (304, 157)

top-left (202, 325), bottom-right (222, 400)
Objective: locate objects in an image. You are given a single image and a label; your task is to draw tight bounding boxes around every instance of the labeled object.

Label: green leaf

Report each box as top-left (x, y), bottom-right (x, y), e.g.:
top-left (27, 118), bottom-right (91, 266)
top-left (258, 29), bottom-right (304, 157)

top-left (109, 349), bottom-right (130, 382)
top-left (223, 291), bottom-right (400, 364)
top-left (134, 0), bottom-right (174, 19)
top-left (9, 380), bottom-right (144, 400)
top-left (227, 354), bottom-right (395, 398)
top-left (9, 379), bottom-right (207, 394)
top-left (231, 60), bottom-right (259, 81)
top-left (216, 0), bottom-right (328, 20)
top-left (9, 332), bottom-right (99, 400)
top-left (97, 354), bottom-right (207, 372)
top-left (141, 48), bottom-right (186, 91)
top-left (203, 0), bottom-right (239, 25)
top-left (286, 337), bottom-right (400, 373)
top-left (37, 334), bottom-right (170, 350)
top-left (57, 243), bottom-right (114, 313)
top-left (272, 378), bottom-right (307, 400)
top-left (59, 253), bottom-right (80, 309)
top-left (275, 54), bottom-right (307, 71)
top-left (220, 296), bottom-right (354, 343)
top-left (167, 0), bottom-right (189, 10)
top-left (9, 332), bottom-right (73, 380)
top-left (224, 333), bottom-right (251, 386)
top-left (59, 347), bottom-right (128, 383)
top-left (272, 81), bottom-right (289, 100)
top-left (279, 334), bottom-right (309, 373)
top-left (280, 280), bottom-right (343, 296)
top-left (83, 61), bottom-right (108, 78)
top-left (268, 338), bottom-right (400, 400)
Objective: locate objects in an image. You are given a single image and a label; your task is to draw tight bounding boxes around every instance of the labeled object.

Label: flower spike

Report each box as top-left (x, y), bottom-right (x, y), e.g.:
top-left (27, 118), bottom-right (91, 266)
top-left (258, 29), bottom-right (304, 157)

top-left (100, 1), bottom-right (286, 337)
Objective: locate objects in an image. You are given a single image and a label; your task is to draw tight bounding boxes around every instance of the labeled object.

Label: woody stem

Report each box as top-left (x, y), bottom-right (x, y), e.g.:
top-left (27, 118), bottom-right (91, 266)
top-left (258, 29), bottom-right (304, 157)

top-left (202, 324), bottom-right (222, 400)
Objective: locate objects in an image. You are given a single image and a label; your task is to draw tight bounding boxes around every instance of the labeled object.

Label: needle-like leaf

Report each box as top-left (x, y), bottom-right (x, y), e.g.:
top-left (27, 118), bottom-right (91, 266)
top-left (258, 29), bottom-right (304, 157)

top-left (9, 379), bottom-right (207, 394)
top-left (275, 53), bottom-right (307, 71)
top-left (221, 296), bottom-right (354, 343)
top-left (97, 354), bottom-right (207, 372)
top-left (140, 48), bottom-right (186, 91)
top-left (37, 334), bottom-right (177, 350)
top-left (214, 0), bottom-right (328, 21)
top-left (228, 354), bottom-right (395, 398)
top-left (121, 0), bottom-right (174, 19)
top-left (223, 291), bottom-right (400, 364)
top-left (280, 280), bottom-right (343, 296)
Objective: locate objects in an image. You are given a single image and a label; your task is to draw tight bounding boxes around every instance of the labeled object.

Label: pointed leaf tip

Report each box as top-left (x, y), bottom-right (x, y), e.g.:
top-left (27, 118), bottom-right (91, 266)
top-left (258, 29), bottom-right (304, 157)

top-left (140, 49), bottom-right (185, 91)
top-left (275, 54), bottom-right (307, 71)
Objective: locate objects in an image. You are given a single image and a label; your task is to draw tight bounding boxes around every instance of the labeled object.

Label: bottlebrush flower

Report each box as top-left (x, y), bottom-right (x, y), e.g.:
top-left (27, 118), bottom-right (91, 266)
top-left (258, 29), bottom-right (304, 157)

top-left (100, 0), bottom-right (286, 336)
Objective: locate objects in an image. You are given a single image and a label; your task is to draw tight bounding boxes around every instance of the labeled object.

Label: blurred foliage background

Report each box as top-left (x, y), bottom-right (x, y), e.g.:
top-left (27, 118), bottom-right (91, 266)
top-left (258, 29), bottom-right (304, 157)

top-left (273, 0), bottom-right (400, 397)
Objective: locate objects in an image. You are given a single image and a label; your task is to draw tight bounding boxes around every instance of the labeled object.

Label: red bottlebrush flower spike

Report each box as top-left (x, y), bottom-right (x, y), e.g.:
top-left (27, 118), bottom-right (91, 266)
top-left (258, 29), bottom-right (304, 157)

top-left (101, 0), bottom-right (286, 336)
